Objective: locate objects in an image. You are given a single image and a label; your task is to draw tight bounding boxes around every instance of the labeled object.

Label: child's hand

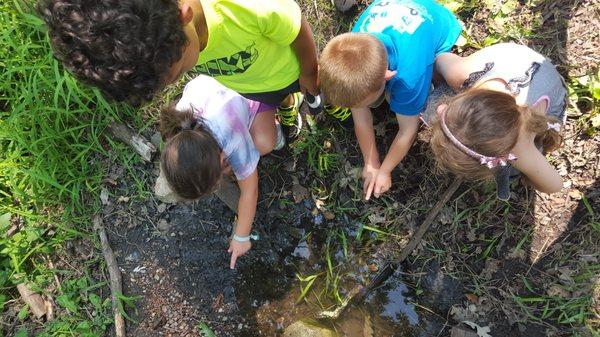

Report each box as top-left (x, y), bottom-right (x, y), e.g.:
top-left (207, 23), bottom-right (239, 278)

top-left (362, 164), bottom-right (380, 200)
top-left (228, 239), bottom-right (252, 269)
top-left (299, 72), bottom-right (319, 96)
top-left (372, 171), bottom-right (392, 198)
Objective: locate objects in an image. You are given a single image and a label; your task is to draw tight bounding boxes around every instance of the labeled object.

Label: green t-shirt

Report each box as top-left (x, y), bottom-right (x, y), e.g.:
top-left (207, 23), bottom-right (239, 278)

top-left (196, 0), bottom-right (302, 94)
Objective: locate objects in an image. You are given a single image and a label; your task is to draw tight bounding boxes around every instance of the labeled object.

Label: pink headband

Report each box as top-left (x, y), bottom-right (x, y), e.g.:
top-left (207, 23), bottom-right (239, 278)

top-left (439, 108), bottom-right (517, 169)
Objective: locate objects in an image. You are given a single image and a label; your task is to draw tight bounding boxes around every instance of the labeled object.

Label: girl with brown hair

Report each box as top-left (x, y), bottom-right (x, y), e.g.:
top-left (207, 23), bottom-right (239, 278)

top-left (160, 75), bottom-right (284, 269)
top-left (430, 43), bottom-right (567, 200)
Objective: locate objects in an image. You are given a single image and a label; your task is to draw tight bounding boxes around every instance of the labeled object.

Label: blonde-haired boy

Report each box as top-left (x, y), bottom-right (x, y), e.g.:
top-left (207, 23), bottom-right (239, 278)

top-left (320, 0), bottom-right (462, 200)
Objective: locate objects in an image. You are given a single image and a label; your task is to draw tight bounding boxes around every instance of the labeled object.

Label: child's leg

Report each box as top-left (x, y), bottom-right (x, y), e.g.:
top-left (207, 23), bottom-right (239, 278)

top-left (250, 109), bottom-right (278, 155)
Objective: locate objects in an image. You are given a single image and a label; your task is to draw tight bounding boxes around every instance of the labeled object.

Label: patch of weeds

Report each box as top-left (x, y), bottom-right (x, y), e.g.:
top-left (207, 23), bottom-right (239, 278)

top-left (1, 1), bottom-right (145, 335)
top-left (569, 70), bottom-right (600, 136)
top-left (512, 195), bottom-right (600, 333)
top-left (291, 124), bottom-right (341, 178)
top-left (512, 265), bottom-right (600, 330)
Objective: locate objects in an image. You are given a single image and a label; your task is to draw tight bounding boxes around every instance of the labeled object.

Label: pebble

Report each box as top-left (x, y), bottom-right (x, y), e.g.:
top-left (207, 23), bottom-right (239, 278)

top-left (125, 251), bottom-right (140, 263)
top-left (158, 219), bottom-right (170, 231)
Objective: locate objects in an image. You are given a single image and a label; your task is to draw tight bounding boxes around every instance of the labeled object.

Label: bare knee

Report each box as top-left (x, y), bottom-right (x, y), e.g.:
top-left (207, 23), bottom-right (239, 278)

top-left (253, 132), bottom-right (276, 155)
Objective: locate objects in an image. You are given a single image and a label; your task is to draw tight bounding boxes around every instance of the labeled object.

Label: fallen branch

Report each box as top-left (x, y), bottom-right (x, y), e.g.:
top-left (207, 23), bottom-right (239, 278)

top-left (93, 215), bottom-right (125, 337)
top-left (107, 122), bottom-right (156, 162)
top-left (317, 177), bottom-right (464, 320)
top-left (16, 283), bottom-right (46, 318)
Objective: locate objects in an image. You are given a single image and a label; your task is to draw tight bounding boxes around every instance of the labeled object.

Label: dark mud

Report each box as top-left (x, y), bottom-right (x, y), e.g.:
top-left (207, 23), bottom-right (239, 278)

top-left (102, 121), bottom-right (471, 337)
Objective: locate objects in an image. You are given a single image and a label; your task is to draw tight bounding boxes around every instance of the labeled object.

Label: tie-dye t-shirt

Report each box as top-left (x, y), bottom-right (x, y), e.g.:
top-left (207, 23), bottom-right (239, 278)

top-left (175, 75), bottom-right (260, 180)
top-left (352, 0), bottom-right (462, 115)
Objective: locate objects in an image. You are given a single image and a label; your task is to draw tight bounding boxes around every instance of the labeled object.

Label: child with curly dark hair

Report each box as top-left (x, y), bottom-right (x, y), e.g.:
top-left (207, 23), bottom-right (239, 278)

top-left (160, 75), bottom-right (285, 269)
top-left (38, 0), bottom-right (318, 125)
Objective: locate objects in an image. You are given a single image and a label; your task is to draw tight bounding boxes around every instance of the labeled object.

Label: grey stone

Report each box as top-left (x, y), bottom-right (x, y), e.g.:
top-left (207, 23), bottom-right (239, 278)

top-left (154, 169), bottom-right (179, 204)
top-left (283, 321), bottom-right (335, 337)
top-left (158, 219), bottom-right (170, 231)
top-left (150, 132), bottom-right (162, 149)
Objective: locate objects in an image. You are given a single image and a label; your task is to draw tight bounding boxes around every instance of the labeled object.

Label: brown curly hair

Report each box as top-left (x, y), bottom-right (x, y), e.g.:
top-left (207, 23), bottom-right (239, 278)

top-left (37, 0), bottom-right (187, 104)
top-left (160, 106), bottom-right (223, 200)
top-left (430, 89), bottom-right (562, 180)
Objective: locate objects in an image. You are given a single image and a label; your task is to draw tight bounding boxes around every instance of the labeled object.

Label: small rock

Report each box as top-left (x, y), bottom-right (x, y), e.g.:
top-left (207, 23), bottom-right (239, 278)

top-left (333, 0), bottom-right (357, 13)
top-left (125, 251), bottom-right (140, 263)
top-left (117, 196), bottom-right (130, 203)
top-left (283, 321), bottom-right (335, 337)
top-left (155, 169), bottom-right (180, 204)
top-left (150, 132), bottom-right (162, 148)
top-left (158, 219), bottom-right (170, 231)
top-left (568, 189), bottom-right (583, 200)
top-left (292, 183), bottom-right (309, 203)
top-left (157, 203), bottom-right (167, 213)
top-left (100, 188), bottom-right (110, 205)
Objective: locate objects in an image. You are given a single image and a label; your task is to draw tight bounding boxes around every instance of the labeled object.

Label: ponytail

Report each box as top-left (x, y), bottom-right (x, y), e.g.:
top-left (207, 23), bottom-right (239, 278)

top-left (523, 108), bottom-right (563, 153)
top-left (160, 105), bottom-right (198, 140)
top-left (159, 105), bottom-right (223, 200)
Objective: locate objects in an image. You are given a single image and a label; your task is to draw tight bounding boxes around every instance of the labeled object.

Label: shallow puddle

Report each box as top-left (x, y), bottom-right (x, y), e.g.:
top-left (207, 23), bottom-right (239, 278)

top-left (235, 215), bottom-right (421, 337)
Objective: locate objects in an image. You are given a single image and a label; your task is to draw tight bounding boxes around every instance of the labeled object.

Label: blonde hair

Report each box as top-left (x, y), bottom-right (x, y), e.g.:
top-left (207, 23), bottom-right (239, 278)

top-left (319, 33), bottom-right (387, 107)
top-left (430, 89), bottom-right (563, 180)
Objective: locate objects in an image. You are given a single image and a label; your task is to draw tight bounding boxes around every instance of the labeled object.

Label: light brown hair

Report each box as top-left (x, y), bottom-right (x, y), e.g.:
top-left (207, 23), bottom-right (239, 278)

top-left (319, 33), bottom-right (388, 107)
top-left (160, 106), bottom-right (223, 200)
top-left (430, 89), bottom-right (563, 180)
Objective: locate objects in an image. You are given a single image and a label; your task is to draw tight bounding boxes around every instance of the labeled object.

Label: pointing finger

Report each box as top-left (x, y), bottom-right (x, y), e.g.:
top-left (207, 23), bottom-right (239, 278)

top-left (230, 253), bottom-right (238, 270)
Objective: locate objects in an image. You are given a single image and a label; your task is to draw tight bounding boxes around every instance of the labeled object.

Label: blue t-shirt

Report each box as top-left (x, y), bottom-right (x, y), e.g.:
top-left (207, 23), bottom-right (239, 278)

top-left (352, 0), bottom-right (462, 115)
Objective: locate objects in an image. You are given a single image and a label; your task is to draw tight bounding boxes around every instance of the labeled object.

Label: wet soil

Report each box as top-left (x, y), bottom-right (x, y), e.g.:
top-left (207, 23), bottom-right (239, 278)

top-left (101, 1), bottom-right (599, 336)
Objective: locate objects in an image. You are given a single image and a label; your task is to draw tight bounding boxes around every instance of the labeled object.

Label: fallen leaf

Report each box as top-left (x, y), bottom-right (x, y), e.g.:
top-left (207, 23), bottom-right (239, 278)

top-left (466, 293), bottom-right (479, 304)
top-left (462, 321), bottom-right (492, 337)
top-left (547, 284), bottom-right (571, 298)
top-left (368, 213), bottom-right (386, 224)
top-left (374, 121), bottom-right (386, 137)
top-left (292, 183), bottom-right (309, 204)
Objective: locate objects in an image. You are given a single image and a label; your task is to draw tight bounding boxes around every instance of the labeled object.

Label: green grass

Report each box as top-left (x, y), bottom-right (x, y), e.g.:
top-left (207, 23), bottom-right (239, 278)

top-left (1, 1), bottom-right (144, 335)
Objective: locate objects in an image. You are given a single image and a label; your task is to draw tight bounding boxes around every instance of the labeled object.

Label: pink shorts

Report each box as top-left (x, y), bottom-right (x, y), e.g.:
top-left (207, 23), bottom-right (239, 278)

top-left (248, 99), bottom-right (276, 114)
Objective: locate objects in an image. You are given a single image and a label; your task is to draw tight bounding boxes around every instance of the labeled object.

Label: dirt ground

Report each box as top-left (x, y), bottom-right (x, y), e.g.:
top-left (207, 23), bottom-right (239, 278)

top-left (96, 0), bottom-right (599, 336)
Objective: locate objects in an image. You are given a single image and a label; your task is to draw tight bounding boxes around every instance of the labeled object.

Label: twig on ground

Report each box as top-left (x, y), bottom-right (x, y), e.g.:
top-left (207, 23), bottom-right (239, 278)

top-left (107, 122), bottom-right (156, 162)
top-left (93, 215), bottom-right (126, 337)
top-left (316, 177), bottom-right (464, 320)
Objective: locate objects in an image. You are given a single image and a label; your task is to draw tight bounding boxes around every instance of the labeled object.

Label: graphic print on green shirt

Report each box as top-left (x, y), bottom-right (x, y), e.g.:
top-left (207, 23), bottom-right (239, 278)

top-left (197, 43), bottom-right (259, 77)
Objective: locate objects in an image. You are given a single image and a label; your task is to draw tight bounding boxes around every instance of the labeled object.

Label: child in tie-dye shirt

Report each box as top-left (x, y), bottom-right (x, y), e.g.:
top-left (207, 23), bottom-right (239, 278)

top-left (159, 75), bottom-right (284, 269)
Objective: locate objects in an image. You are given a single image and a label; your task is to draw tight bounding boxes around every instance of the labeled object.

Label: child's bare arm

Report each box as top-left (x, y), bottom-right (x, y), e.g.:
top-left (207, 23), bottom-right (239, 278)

top-left (380, 115), bottom-right (419, 172)
top-left (352, 107), bottom-right (381, 198)
top-left (228, 169), bottom-right (259, 269)
top-left (512, 142), bottom-right (562, 194)
top-left (291, 16), bottom-right (319, 95)
top-left (369, 115), bottom-right (419, 199)
top-left (434, 53), bottom-right (467, 91)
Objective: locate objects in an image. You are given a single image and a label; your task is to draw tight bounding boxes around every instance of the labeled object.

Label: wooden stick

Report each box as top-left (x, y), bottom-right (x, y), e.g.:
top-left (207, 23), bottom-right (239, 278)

top-left (107, 123), bottom-right (156, 162)
top-left (16, 283), bottom-right (46, 318)
top-left (93, 215), bottom-right (125, 337)
top-left (317, 178), bottom-right (463, 320)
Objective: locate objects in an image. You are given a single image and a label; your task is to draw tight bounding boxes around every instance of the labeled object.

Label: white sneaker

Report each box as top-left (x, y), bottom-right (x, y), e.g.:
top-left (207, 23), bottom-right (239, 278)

top-left (273, 122), bottom-right (286, 151)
